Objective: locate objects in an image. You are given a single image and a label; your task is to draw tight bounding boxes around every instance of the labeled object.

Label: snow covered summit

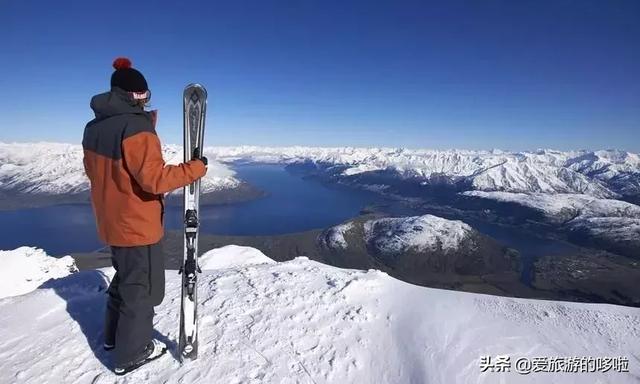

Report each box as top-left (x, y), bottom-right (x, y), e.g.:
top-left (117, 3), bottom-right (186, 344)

top-left (318, 214), bottom-right (475, 253)
top-left (0, 246), bottom-right (637, 383)
top-left (317, 214), bottom-right (516, 281)
top-left (363, 215), bottom-right (474, 254)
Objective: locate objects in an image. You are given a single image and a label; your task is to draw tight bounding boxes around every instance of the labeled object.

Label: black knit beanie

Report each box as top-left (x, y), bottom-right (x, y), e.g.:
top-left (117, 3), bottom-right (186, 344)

top-left (110, 57), bottom-right (148, 92)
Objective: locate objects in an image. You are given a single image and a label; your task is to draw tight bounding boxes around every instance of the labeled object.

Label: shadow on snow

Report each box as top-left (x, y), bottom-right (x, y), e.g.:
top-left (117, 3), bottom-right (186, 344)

top-left (39, 270), bottom-right (179, 369)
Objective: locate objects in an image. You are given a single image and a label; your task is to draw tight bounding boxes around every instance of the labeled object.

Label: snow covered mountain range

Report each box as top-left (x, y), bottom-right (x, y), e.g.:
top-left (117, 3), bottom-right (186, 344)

top-left (0, 246), bottom-right (638, 383)
top-left (1, 143), bottom-right (639, 198)
top-left (0, 142), bottom-right (239, 195)
top-left (208, 146), bottom-right (640, 198)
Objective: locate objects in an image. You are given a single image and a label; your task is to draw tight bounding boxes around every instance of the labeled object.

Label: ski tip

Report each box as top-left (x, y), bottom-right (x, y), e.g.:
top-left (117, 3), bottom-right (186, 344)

top-left (184, 83), bottom-right (207, 96)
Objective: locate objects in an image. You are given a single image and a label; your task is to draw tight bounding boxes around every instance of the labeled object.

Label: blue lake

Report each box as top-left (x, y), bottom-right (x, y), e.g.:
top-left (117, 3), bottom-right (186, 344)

top-left (0, 164), bottom-right (382, 255)
top-left (164, 163), bottom-right (383, 236)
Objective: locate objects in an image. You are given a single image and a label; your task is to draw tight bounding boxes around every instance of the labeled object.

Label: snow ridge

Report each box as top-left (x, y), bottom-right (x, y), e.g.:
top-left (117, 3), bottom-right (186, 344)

top-left (463, 191), bottom-right (640, 221)
top-left (199, 245), bottom-right (275, 270)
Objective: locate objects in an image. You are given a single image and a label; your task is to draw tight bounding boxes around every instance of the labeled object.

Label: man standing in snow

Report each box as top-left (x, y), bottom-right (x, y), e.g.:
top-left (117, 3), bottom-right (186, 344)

top-left (82, 57), bottom-right (208, 375)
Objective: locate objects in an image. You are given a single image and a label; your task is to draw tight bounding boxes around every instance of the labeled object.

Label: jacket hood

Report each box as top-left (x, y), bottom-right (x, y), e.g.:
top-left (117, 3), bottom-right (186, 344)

top-left (90, 87), bottom-right (144, 120)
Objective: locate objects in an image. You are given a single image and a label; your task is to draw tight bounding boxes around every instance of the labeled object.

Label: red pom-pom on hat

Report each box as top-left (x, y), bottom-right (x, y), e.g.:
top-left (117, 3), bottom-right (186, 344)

top-left (112, 57), bottom-right (132, 70)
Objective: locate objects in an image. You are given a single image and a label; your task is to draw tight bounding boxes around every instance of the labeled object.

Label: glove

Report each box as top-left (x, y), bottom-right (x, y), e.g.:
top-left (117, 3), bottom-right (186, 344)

top-left (192, 147), bottom-right (208, 166)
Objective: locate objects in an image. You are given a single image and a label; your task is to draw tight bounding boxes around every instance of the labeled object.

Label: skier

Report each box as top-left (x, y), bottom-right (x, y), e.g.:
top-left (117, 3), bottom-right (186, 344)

top-left (82, 57), bottom-right (208, 375)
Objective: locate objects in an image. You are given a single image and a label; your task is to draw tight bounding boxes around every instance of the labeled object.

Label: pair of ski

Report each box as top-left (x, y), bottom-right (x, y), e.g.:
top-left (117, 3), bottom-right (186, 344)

top-left (178, 84), bottom-right (207, 362)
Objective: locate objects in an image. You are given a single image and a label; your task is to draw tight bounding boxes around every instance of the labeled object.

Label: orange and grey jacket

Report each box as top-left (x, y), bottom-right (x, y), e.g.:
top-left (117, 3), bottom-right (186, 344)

top-left (82, 87), bottom-right (206, 246)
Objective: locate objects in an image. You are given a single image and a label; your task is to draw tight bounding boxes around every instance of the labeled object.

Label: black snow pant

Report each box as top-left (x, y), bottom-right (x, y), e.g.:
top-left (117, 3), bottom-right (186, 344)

top-left (104, 241), bottom-right (165, 367)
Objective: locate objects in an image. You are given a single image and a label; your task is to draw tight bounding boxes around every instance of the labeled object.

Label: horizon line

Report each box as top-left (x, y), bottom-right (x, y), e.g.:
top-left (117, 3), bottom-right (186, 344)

top-left (0, 140), bottom-right (635, 155)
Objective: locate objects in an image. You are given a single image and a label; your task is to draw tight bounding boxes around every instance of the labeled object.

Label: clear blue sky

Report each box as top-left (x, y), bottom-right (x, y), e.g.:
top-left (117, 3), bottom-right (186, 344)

top-left (1, 0), bottom-right (638, 151)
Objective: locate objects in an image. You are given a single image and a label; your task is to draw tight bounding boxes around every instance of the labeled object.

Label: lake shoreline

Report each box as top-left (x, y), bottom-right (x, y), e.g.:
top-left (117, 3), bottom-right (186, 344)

top-left (0, 181), bottom-right (265, 211)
